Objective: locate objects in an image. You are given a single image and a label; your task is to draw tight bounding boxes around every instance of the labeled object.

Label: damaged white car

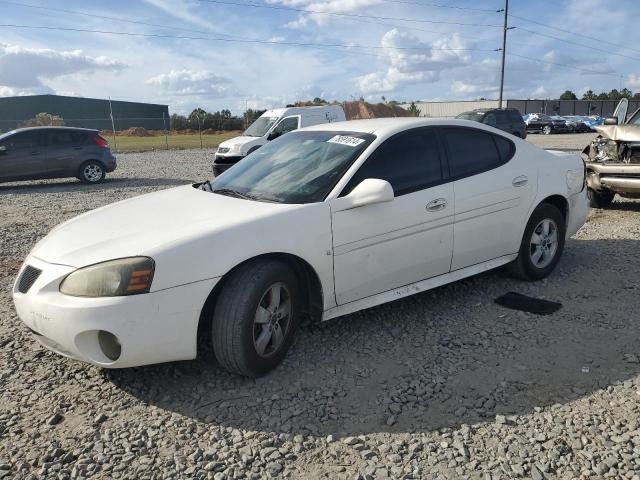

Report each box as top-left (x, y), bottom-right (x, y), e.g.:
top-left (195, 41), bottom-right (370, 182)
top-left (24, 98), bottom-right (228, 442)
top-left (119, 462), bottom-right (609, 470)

top-left (13, 118), bottom-right (589, 376)
top-left (582, 98), bottom-right (640, 207)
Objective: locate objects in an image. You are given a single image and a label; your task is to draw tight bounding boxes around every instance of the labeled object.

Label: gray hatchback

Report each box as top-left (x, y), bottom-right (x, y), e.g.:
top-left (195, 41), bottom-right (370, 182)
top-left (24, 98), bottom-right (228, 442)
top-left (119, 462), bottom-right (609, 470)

top-left (0, 127), bottom-right (116, 184)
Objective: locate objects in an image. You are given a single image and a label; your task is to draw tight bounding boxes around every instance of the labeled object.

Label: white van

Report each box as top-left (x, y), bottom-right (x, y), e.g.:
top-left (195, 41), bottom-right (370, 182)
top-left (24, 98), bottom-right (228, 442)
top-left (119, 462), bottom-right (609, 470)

top-left (213, 105), bottom-right (346, 175)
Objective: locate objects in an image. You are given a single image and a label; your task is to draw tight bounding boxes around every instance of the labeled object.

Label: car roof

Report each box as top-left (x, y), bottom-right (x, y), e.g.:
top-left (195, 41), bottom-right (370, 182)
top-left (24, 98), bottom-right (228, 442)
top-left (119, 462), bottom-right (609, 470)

top-left (4, 126), bottom-right (99, 133)
top-left (299, 117), bottom-right (506, 137)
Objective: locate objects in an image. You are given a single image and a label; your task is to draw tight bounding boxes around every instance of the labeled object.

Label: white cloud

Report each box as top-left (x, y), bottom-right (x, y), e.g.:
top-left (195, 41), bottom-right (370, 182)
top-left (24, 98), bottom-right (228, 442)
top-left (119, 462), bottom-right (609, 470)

top-left (146, 69), bottom-right (234, 97)
top-left (0, 43), bottom-right (125, 94)
top-left (268, 0), bottom-right (383, 27)
top-left (355, 29), bottom-right (471, 94)
top-left (451, 80), bottom-right (497, 95)
top-left (627, 74), bottom-right (640, 89)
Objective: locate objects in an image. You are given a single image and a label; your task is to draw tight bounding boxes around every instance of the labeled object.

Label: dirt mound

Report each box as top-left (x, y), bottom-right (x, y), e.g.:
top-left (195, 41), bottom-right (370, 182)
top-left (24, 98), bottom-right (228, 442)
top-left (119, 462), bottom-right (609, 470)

top-left (119, 127), bottom-right (153, 137)
top-left (342, 101), bottom-right (410, 120)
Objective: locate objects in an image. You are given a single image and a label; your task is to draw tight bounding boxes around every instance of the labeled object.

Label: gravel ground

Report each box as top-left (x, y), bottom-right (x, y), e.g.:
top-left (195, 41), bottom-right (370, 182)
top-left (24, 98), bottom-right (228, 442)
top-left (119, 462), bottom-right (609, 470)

top-left (525, 133), bottom-right (596, 152)
top-left (1, 148), bottom-right (640, 480)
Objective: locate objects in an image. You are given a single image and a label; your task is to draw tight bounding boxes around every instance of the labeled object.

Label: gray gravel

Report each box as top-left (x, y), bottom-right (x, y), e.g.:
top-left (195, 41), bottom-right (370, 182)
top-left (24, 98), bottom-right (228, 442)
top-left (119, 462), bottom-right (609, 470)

top-left (2, 148), bottom-right (640, 480)
top-left (525, 132), bottom-right (597, 152)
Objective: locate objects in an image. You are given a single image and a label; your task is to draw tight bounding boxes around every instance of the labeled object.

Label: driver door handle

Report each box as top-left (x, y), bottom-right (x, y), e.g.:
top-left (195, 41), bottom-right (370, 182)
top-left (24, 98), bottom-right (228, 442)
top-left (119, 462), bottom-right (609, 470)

top-left (512, 175), bottom-right (528, 187)
top-left (426, 198), bottom-right (447, 211)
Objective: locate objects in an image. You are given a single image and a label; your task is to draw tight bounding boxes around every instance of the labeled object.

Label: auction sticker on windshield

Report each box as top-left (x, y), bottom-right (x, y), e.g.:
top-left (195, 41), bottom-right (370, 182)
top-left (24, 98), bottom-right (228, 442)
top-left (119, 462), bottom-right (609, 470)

top-left (327, 135), bottom-right (366, 147)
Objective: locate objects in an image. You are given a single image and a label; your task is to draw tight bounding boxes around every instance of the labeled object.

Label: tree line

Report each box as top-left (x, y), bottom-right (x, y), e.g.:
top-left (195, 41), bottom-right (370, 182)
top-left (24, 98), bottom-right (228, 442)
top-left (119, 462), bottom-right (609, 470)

top-left (170, 108), bottom-right (266, 131)
top-left (559, 89), bottom-right (640, 101)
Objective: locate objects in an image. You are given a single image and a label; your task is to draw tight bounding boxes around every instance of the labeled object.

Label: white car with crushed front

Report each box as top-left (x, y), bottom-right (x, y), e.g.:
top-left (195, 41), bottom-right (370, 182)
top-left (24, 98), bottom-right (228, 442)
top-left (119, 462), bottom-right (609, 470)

top-left (13, 118), bottom-right (589, 376)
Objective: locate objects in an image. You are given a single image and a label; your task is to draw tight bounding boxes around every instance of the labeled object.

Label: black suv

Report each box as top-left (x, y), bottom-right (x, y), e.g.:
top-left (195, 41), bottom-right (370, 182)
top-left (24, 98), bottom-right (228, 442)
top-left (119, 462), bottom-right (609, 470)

top-left (456, 108), bottom-right (527, 138)
top-left (0, 127), bottom-right (116, 184)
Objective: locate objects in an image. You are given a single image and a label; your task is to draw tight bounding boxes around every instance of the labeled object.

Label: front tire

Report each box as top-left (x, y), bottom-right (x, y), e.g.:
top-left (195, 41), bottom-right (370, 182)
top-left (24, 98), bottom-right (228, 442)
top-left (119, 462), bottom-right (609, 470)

top-left (79, 161), bottom-right (106, 184)
top-left (542, 125), bottom-right (552, 135)
top-left (212, 260), bottom-right (300, 377)
top-left (507, 204), bottom-right (565, 281)
top-left (587, 188), bottom-right (615, 208)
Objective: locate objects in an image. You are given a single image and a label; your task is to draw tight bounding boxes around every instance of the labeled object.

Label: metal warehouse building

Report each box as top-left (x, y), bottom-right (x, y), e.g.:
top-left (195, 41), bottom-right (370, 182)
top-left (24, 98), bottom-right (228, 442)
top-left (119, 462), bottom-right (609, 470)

top-left (0, 94), bottom-right (169, 132)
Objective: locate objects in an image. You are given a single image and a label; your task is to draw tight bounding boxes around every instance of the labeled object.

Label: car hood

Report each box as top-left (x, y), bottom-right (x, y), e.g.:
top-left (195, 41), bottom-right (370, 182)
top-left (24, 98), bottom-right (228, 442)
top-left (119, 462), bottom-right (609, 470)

top-left (218, 136), bottom-right (262, 150)
top-left (595, 124), bottom-right (640, 142)
top-left (31, 184), bottom-right (297, 267)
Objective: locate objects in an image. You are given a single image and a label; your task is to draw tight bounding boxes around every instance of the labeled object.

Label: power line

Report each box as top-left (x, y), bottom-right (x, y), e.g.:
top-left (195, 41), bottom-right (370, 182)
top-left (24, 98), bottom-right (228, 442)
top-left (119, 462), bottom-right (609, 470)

top-left (376, 0), bottom-right (502, 13)
top-left (506, 52), bottom-right (620, 78)
top-left (508, 13), bottom-right (640, 55)
top-left (196, 0), bottom-right (504, 27)
top-left (0, 0), bottom-right (236, 38)
top-left (0, 23), bottom-right (499, 55)
top-left (514, 25), bottom-right (640, 63)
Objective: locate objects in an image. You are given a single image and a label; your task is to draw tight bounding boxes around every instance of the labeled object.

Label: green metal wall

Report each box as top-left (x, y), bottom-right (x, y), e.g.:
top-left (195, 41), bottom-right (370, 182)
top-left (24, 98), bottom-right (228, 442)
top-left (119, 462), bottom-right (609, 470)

top-left (0, 94), bottom-right (169, 132)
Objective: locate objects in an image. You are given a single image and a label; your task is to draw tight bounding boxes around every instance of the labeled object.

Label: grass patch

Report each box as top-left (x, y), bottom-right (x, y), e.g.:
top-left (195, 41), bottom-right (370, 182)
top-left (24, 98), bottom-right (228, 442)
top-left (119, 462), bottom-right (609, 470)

top-left (108, 133), bottom-right (238, 152)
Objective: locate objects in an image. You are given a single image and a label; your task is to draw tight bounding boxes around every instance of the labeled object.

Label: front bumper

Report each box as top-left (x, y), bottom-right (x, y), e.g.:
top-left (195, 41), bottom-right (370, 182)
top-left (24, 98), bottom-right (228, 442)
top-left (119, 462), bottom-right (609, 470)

top-left (212, 154), bottom-right (244, 176)
top-left (586, 162), bottom-right (640, 193)
top-left (12, 256), bottom-right (218, 368)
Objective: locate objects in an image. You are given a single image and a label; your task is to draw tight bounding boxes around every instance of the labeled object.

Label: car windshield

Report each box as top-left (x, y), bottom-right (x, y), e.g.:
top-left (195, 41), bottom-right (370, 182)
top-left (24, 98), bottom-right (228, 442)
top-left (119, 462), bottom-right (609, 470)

top-left (456, 111), bottom-right (485, 121)
top-left (628, 108), bottom-right (640, 125)
top-left (209, 130), bottom-right (375, 204)
top-left (244, 117), bottom-right (279, 137)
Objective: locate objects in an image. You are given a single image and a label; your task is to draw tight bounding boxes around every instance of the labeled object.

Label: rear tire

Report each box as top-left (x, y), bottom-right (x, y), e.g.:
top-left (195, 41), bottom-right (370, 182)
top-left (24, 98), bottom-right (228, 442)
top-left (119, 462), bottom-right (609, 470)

top-left (78, 161), bottom-right (105, 184)
top-left (587, 188), bottom-right (615, 208)
top-left (212, 260), bottom-right (300, 377)
top-left (507, 203), bottom-right (565, 281)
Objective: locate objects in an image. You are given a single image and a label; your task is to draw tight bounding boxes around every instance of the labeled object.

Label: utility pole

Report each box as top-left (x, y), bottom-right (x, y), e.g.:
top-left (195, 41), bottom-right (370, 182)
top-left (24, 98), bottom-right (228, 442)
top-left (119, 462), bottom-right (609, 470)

top-left (498, 0), bottom-right (509, 109)
top-left (108, 97), bottom-right (117, 151)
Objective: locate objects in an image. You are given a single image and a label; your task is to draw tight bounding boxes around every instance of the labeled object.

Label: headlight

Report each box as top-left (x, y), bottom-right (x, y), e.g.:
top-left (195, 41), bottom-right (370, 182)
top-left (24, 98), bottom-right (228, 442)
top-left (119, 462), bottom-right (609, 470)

top-left (60, 257), bottom-right (154, 297)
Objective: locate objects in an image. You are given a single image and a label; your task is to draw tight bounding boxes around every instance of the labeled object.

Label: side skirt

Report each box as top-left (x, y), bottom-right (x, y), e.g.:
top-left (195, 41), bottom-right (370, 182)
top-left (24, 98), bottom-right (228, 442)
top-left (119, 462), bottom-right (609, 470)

top-left (322, 254), bottom-right (517, 321)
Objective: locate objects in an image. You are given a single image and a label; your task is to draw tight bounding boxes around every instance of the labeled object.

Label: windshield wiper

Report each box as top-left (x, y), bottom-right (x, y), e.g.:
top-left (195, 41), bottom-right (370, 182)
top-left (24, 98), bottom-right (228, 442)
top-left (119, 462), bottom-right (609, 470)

top-left (213, 188), bottom-right (256, 200)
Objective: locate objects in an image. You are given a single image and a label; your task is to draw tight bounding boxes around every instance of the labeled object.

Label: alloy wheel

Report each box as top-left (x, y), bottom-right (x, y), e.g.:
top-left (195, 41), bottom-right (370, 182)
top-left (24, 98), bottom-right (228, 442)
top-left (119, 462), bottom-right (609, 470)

top-left (84, 164), bottom-right (103, 182)
top-left (530, 218), bottom-right (558, 269)
top-left (253, 282), bottom-right (292, 358)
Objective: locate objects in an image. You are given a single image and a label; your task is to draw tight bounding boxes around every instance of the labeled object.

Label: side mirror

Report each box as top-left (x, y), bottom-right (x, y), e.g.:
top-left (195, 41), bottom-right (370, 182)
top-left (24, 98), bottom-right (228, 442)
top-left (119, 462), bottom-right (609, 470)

top-left (331, 179), bottom-right (394, 212)
top-left (603, 117), bottom-right (618, 125)
top-left (267, 131), bottom-right (281, 141)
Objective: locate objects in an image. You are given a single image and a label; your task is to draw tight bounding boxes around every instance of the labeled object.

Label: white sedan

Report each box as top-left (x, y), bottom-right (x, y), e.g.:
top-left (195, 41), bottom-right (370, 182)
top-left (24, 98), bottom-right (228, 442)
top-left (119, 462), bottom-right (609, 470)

top-left (13, 118), bottom-right (589, 376)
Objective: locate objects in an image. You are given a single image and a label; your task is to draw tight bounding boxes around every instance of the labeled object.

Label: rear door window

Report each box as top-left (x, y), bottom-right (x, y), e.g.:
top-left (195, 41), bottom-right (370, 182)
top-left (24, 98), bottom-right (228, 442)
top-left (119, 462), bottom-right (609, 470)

top-left (495, 110), bottom-right (510, 125)
top-left (46, 130), bottom-right (74, 147)
top-left (341, 127), bottom-right (444, 197)
top-left (441, 127), bottom-right (511, 179)
top-left (483, 112), bottom-right (497, 127)
top-left (70, 131), bottom-right (88, 145)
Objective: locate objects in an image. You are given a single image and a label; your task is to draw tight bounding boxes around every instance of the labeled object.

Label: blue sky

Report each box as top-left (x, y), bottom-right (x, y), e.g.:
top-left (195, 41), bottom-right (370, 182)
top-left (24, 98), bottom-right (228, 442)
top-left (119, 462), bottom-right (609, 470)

top-left (1, 0), bottom-right (639, 115)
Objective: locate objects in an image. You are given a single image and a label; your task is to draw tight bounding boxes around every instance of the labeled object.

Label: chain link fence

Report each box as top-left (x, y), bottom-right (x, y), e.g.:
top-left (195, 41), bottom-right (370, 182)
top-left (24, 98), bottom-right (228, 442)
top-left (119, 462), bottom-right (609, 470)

top-left (0, 116), bottom-right (241, 153)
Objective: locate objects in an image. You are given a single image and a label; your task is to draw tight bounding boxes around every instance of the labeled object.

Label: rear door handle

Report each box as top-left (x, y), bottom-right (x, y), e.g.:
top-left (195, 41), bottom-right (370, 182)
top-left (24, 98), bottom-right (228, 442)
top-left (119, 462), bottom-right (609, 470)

top-left (512, 175), bottom-right (528, 187)
top-left (426, 198), bottom-right (447, 211)
top-left (30, 151), bottom-right (40, 156)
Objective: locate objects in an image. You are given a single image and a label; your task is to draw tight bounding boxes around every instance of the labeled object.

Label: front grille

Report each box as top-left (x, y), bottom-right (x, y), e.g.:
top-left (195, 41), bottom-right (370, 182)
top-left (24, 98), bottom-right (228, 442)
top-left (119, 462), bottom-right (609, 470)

top-left (17, 265), bottom-right (42, 293)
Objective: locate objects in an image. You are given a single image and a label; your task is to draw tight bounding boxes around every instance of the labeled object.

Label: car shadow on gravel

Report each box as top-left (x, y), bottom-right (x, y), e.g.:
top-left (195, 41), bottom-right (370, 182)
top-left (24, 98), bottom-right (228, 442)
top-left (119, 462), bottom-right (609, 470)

top-left (605, 200), bottom-right (640, 212)
top-left (106, 238), bottom-right (640, 438)
top-left (0, 177), bottom-right (193, 194)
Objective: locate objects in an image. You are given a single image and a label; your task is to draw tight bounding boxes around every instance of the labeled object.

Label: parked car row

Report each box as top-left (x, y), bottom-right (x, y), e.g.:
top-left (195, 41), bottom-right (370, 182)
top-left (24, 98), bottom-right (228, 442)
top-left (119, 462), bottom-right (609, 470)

top-left (523, 113), bottom-right (604, 135)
